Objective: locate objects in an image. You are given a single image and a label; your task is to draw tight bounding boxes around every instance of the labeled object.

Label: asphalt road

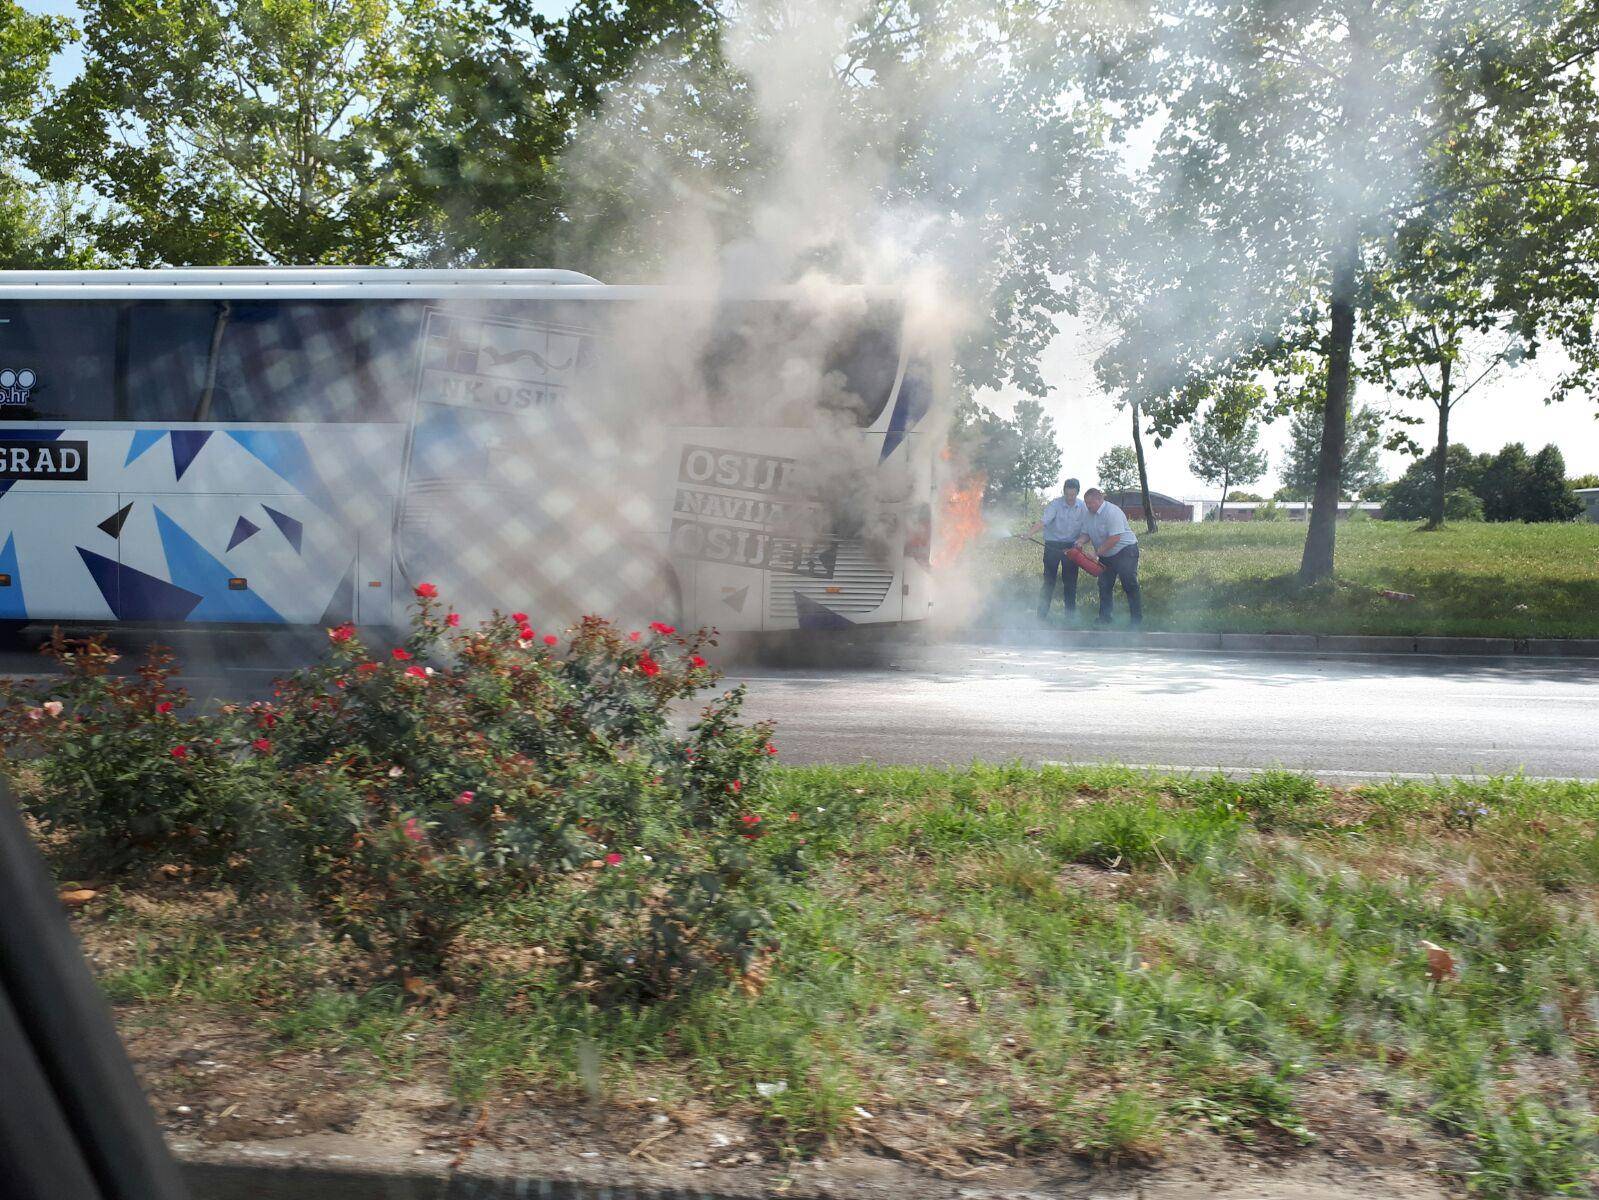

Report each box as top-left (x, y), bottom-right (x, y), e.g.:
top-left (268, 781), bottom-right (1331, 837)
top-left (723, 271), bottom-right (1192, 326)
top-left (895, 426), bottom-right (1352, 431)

top-left (719, 641), bottom-right (1599, 781)
top-left (3, 632), bottom-right (1594, 781)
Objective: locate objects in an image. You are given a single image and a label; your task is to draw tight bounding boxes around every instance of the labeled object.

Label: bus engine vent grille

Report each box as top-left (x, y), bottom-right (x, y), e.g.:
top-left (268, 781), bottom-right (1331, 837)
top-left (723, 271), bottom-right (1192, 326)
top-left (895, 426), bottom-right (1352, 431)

top-left (767, 540), bottom-right (895, 621)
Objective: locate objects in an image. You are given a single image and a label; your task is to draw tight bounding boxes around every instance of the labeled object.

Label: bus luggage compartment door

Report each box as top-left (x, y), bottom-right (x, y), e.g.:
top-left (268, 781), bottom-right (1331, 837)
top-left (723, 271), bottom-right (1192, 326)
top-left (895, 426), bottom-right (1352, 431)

top-left (0, 492), bottom-right (127, 622)
top-left (115, 494), bottom-right (358, 625)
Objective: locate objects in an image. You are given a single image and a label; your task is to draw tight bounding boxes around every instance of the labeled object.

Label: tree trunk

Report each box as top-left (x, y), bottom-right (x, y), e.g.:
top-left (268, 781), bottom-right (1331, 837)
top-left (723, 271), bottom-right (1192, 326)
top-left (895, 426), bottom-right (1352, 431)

top-left (1299, 235), bottom-right (1360, 584)
top-left (1131, 400), bottom-right (1157, 532)
top-left (194, 300), bottom-right (231, 422)
top-left (1425, 359), bottom-right (1452, 530)
top-left (1219, 466), bottom-right (1230, 521)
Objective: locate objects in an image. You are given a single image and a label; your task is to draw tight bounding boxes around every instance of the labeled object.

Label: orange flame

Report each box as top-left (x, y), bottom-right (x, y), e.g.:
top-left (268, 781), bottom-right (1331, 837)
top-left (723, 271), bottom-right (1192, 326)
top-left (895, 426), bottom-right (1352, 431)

top-left (933, 472), bottom-right (986, 569)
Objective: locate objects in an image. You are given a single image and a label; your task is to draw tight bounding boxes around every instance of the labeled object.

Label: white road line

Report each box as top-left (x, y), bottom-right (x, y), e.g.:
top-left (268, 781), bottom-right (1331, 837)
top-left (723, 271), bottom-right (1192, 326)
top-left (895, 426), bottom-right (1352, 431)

top-left (1040, 761), bottom-right (1598, 783)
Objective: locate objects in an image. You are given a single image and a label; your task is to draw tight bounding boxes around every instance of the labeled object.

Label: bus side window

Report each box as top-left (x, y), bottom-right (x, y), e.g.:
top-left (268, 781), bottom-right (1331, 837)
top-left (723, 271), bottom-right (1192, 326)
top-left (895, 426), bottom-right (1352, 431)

top-left (122, 302), bottom-right (219, 421)
top-left (209, 301), bottom-right (419, 424)
top-left (0, 303), bottom-right (119, 421)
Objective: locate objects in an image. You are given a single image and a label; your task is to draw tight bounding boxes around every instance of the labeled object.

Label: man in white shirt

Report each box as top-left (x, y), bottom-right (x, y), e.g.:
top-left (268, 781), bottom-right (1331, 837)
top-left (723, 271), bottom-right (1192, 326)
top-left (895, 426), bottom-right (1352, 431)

top-left (1082, 488), bottom-right (1142, 626)
top-left (1028, 477), bottom-right (1089, 621)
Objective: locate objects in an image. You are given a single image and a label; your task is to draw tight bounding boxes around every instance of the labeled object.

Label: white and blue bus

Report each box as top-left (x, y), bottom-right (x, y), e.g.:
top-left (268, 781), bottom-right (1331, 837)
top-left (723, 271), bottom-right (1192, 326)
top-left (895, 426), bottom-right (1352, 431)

top-left (0, 269), bottom-right (943, 633)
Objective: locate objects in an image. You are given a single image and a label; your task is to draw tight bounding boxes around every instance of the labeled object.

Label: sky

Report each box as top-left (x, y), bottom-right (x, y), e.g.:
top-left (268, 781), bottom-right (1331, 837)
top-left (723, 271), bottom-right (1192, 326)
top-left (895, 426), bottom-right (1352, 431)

top-left (18, 0), bottom-right (1598, 497)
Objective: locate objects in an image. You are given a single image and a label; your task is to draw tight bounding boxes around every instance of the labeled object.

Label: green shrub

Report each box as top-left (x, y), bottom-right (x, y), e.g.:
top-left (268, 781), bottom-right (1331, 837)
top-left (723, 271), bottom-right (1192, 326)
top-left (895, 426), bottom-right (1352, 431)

top-left (1445, 488), bottom-right (1485, 522)
top-left (0, 637), bottom-right (268, 876)
top-left (3, 593), bottom-right (782, 997)
top-left (1254, 499), bottom-right (1286, 522)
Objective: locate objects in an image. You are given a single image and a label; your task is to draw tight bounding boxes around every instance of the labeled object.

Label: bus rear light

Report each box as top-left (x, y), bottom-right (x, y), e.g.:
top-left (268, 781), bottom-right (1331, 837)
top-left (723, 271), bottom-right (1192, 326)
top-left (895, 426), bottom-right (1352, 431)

top-left (825, 586), bottom-right (842, 594)
top-left (0, 574), bottom-right (11, 587)
top-left (227, 577), bottom-right (247, 591)
top-left (368, 581), bottom-right (382, 588)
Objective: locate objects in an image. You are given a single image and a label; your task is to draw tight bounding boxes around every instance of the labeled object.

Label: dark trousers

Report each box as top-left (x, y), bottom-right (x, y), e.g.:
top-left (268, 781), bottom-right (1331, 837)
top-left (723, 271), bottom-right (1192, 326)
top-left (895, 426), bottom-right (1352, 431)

top-left (1038, 541), bottom-right (1080, 616)
top-left (1097, 544), bottom-right (1142, 623)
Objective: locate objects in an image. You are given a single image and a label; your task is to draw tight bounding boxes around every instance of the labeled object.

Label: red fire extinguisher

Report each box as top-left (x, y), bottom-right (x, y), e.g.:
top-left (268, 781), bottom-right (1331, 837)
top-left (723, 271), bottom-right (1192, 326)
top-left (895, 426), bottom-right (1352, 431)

top-left (1067, 547), bottom-right (1104, 577)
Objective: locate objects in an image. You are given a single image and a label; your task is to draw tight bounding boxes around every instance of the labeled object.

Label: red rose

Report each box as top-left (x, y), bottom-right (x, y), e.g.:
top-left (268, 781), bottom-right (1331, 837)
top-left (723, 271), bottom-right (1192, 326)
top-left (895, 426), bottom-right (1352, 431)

top-left (690, 655), bottom-right (707, 669)
top-left (650, 621), bottom-right (676, 636)
top-left (446, 612), bottom-right (460, 627)
top-left (628, 631), bottom-right (641, 642)
top-left (328, 623), bottom-right (355, 643)
top-left (511, 612), bottom-right (528, 624)
top-left (766, 743), bottom-right (778, 756)
top-left (638, 653), bottom-right (660, 678)
top-left (604, 852), bottom-right (623, 866)
top-left (357, 662), bottom-right (381, 675)
top-left (391, 647), bottom-right (412, 661)
top-left (403, 818), bottom-right (424, 842)
top-left (156, 701), bottom-right (174, 715)
top-left (405, 665), bottom-right (428, 679)
top-left (543, 634), bottom-right (558, 646)
top-left (518, 625), bottom-right (534, 642)
top-left (740, 813), bottom-right (761, 826)
top-left (415, 582), bottom-right (438, 599)
top-left (252, 738), bottom-right (271, 752)
top-left (259, 712), bottom-right (277, 728)
top-left (170, 745), bottom-right (188, 760)
top-left (728, 779), bottom-right (742, 793)
top-left (455, 790), bottom-right (475, 806)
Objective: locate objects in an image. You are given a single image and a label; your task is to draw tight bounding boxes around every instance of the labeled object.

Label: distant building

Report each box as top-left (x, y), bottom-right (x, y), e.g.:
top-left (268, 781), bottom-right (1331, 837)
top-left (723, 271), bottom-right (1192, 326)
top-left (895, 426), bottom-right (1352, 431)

top-left (1577, 488), bottom-right (1599, 523)
top-left (1103, 489), bottom-right (1201, 524)
top-left (1195, 500), bottom-right (1384, 522)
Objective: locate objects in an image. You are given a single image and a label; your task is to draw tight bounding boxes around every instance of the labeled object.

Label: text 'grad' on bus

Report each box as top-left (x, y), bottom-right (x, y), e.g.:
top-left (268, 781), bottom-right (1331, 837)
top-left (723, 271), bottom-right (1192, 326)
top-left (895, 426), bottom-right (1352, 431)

top-left (0, 269), bottom-right (946, 634)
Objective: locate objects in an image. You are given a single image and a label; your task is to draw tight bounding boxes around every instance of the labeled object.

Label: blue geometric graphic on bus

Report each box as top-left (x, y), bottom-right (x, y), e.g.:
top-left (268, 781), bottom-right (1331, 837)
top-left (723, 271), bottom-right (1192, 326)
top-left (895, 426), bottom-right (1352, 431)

top-left (0, 428), bottom-right (61, 499)
top-left (0, 534), bottom-right (24, 620)
top-left (124, 428), bottom-right (166, 467)
top-left (878, 367), bottom-right (932, 464)
top-left (227, 515), bottom-right (259, 551)
top-left (263, 505), bottom-right (303, 554)
top-left (170, 430), bottom-right (213, 480)
top-left (153, 506), bottom-right (284, 623)
top-left (794, 592), bottom-right (855, 630)
top-left (77, 547), bottom-right (203, 622)
top-left (318, 555), bottom-right (358, 626)
top-left (226, 430), bottom-right (336, 512)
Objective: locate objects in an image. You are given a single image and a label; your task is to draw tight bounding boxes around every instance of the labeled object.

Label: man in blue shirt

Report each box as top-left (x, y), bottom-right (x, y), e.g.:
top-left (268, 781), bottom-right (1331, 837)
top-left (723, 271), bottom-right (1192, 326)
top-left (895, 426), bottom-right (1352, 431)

top-left (1082, 488), bottom-right (1142, 626)
top-left (1028, 477), bottom-right (1089, 620)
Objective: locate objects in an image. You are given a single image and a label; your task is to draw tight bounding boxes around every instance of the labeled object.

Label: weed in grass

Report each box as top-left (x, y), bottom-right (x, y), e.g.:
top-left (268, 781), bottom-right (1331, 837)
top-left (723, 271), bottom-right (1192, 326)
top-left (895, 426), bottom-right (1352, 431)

top-left (272, 986), bottom-right (420, 1072)
top-left (1046, 799), bottom-right (1241, 869)
top-left (102, 930), bottom-right (310, 1007)
top-left (1063, 1088), bottom-right (1166, 1161)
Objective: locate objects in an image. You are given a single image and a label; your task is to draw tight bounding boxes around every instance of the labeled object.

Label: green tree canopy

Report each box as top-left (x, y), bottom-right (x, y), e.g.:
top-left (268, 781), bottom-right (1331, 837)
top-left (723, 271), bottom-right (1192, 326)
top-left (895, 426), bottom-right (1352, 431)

top-left (949, 394), bottom-right (1062, 508)
top-left (1096, 444), bottom-right (1139, 494)
top-left (29, 0), bottom-right (461, 264)
top-left (1279, 401), bottom-right (1386, 502)
top-left (0, 0), bottom-right (72, 267)
top-left (1187, 389), bottom-right (1269, 517)
top-left (1382, 441), bottom-right (1580, 522)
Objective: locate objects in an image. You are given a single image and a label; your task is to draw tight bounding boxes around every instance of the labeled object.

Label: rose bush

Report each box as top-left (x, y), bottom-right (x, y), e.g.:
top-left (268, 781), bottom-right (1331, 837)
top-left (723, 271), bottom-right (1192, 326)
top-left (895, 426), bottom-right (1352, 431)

top-left (0, 634), bottom-right (277, 877)
top-left (1, 592), bottom-right (782, 998)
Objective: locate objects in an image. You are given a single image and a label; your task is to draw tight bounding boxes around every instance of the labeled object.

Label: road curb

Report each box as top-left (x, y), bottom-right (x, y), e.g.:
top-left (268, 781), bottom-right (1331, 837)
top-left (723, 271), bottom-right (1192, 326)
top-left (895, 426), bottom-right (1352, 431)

top-left (175, 1146), bottom-right (1051, 1200)
top-left (956, 628), bottom-right (1599, 659)
top-left (182, 1157), bottom-right (737, 1200)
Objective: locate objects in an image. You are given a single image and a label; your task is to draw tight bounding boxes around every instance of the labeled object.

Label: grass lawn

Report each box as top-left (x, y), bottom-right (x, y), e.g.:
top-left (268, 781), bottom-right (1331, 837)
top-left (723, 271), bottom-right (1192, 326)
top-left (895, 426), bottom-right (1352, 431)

top-left (75, 766), bottom-right (1599, 1197)
top-left (967, 518), bottom-right (1599, 638)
